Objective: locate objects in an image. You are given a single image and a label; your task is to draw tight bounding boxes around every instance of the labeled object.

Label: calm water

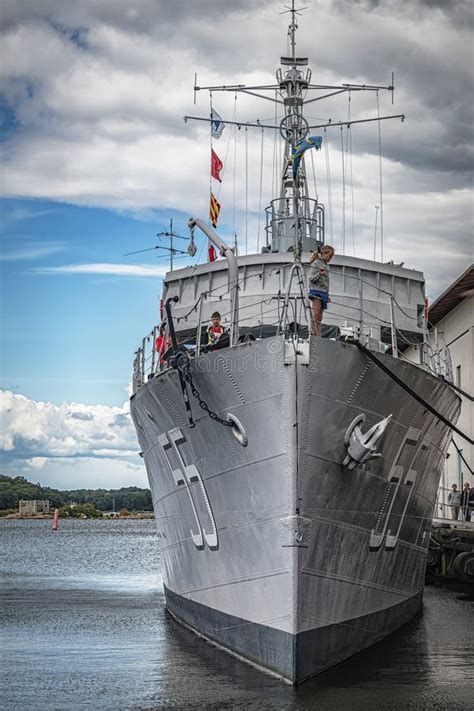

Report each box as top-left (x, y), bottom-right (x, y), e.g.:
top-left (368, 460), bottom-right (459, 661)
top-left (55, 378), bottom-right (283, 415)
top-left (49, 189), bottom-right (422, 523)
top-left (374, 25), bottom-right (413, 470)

top-left (1, 519), bottom-right (472, 710)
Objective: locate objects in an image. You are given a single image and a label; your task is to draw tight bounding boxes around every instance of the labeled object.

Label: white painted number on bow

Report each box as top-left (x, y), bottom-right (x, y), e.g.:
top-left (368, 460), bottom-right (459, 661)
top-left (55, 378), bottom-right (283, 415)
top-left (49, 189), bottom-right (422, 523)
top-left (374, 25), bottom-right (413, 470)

top-left (158, 428), bottom-right (218, 550)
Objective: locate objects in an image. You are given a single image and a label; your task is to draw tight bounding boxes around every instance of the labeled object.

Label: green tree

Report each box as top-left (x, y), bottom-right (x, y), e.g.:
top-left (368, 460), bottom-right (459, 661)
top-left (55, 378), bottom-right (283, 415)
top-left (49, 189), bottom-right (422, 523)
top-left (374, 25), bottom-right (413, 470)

top-left (0, 474), bottom-right (152, 513)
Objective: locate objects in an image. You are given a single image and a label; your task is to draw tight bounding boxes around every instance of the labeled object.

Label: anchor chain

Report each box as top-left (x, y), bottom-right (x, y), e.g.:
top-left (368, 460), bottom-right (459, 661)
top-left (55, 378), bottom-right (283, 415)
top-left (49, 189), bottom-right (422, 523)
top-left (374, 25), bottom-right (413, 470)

top-left (174, 352), bottom-right (233, 428)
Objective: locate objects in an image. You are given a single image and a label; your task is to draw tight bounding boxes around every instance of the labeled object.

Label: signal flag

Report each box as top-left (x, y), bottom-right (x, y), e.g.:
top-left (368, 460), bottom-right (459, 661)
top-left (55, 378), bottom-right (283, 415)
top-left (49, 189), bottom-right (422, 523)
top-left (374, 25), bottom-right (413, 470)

top-left (210, 193), bottom-right (221, 228)
top-left (211, 149), bottom-right (223, 182)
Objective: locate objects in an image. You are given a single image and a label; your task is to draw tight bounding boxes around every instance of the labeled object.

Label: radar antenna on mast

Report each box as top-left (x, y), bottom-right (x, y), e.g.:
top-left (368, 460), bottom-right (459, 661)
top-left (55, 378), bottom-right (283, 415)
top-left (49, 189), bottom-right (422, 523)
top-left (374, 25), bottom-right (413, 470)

top-left (280, 1), bottom-right (308, 63)
top-left (124, 219), bottom-right (196, 270)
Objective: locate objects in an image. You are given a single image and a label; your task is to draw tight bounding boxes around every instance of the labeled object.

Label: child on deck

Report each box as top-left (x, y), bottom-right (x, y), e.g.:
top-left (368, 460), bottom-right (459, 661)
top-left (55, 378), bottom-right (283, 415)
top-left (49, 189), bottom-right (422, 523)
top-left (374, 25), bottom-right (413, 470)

top-left (308, 244), bottom-right (335, 337)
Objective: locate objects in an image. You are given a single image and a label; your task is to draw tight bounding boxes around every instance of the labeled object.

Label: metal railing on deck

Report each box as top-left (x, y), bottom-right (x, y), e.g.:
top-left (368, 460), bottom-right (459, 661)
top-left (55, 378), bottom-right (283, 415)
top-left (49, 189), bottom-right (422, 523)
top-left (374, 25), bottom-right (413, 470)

top-left (132, 266), bottom-right (454, 390)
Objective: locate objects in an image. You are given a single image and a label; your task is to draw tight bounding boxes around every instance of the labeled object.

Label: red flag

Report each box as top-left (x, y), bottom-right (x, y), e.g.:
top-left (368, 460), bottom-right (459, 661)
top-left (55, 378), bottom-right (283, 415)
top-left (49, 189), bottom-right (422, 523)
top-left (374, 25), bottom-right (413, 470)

top-left (208, 244), bottom-right (216, 262)
top-left (211, 149), bottom-right (223, 182)
top-left (210, 193), bottom-right (221, 228)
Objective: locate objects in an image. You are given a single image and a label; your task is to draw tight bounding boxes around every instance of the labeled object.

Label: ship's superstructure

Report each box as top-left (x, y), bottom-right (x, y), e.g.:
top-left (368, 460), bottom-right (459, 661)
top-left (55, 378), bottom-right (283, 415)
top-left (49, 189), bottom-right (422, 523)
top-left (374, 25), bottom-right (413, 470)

top-left (130, 3), bottom-right (460, 683)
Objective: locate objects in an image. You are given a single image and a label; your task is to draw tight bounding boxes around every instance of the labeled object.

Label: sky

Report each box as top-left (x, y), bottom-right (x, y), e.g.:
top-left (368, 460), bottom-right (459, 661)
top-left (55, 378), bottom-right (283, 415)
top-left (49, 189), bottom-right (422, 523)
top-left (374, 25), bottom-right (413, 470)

top-left (0, 0), bottom-right (473, 490)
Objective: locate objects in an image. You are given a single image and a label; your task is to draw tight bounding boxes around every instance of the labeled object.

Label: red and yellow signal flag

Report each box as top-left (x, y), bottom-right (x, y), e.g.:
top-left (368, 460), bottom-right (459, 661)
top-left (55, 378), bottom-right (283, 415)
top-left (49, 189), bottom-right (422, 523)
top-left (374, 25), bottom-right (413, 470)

top-left (210, 193), bottom-right (221, 228)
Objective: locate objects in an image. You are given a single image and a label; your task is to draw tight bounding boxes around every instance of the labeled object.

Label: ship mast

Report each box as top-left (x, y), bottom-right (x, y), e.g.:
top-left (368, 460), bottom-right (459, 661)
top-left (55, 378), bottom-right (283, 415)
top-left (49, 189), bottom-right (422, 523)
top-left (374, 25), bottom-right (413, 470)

top-left (277, 1), bottom-right (312, 257)
top-left (184, 0), bottom-right (403, 257)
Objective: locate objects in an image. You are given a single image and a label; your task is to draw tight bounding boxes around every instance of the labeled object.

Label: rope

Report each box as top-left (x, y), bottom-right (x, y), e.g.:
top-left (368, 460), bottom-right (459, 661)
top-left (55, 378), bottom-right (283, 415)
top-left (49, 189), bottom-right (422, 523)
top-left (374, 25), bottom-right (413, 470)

top-left (271, 90), bottom-right (278, 206)
top-left (376, 91), bottom-right (384, 261)
top-left (257, 127), bottom-right (264, 252)
top-left (439, 378), bottom-right (474, 402)
top-left (347, 338), bottom-right (473, 445)
top-left (209, 91), bottom-right (213, 229)
top-left (232, 93), bottom-right (237, 241)
top-left (324, 127), bottom-right (334, 244)
top-left (340, 126), bottom-right (345, 254)
top-left (452, 440), bottom-right (474, 476)
top-left (174, 265), bottom-right (283, 324)
top-left (310, 148), bottom-right (318, 199)
top-left (347, 93), bottom-right (355, 255)
top-left (245, 127), bottom-right (248, 255)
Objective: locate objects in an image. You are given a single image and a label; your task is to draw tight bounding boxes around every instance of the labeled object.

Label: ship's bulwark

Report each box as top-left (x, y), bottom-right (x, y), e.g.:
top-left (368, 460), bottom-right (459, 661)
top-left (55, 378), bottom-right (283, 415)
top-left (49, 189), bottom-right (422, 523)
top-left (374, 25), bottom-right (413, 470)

top-left (130, 336), bottom-right (460, 683)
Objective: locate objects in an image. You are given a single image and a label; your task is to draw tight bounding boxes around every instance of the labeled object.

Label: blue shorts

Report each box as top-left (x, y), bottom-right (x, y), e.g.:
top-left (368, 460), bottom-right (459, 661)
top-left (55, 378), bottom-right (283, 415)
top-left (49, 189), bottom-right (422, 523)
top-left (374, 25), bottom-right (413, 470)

top-left (308, 289), bottom-right (329, 309)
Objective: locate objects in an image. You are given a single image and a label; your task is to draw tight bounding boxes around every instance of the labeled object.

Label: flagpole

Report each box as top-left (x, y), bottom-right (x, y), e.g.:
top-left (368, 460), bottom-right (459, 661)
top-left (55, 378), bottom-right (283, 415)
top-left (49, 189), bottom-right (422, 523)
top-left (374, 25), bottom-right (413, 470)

top-left (245, 127), bottom-right (248, 255)
top-left (209, 92), bottom-right (213, 260)
top-left (170, 218), bottom-right (173, 271)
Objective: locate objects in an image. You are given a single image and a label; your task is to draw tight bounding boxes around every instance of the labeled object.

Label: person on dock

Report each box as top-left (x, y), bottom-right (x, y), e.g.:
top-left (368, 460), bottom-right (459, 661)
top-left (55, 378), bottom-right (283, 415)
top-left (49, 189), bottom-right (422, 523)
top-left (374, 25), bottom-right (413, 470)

top-left (447, 483), bottom-right (461, 520)
top-left (206, 311), bottom-right (227, 347)
top-left (460, 482), bottom-right (472, 522)
top-left (308, 244), bottom-right (335, 337)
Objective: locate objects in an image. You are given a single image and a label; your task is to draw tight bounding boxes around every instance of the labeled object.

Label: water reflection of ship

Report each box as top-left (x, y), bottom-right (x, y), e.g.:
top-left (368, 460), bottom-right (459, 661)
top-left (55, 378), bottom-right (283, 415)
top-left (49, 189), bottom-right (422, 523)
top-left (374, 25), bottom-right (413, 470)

top-left (130, 2), bottom-right (461, 683)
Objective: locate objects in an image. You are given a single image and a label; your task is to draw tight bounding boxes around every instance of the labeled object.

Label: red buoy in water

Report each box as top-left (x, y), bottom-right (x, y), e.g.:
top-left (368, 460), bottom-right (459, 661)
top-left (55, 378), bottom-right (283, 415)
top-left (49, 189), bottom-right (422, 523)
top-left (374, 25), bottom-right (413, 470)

top-left (52, 508), bottom-right (59, 531)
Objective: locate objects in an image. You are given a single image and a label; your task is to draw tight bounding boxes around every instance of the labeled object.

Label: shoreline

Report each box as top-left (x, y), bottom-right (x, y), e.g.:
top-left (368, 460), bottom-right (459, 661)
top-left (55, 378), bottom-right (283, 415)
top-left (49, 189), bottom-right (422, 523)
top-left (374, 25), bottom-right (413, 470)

top-left (1, 513), bottom-right (155, 520)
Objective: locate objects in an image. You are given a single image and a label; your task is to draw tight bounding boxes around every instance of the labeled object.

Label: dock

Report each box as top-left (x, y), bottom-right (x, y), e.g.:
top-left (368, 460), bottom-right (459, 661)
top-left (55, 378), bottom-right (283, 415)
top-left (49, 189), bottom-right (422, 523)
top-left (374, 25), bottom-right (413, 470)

top-left (427, 519), bottom-right (474, 583)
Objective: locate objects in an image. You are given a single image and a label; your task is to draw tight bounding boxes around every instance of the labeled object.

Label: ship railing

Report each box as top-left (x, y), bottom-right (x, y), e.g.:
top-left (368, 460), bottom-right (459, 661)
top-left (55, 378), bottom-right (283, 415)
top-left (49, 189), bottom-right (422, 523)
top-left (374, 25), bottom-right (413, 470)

top-left (276, 268), bottom-right (426, 358)
top-left (132, 284), bottom-right (414, 392)
top-left (422, 334), bottom-right (454, 384)
top-left (326, 269), bottom-right (454, 382)
top-left (133, 327), bottom-right (161, 391)
top-left (264, 197), bottom-right (324, 251)
top-left (131, 266), bottom-right (454, 390)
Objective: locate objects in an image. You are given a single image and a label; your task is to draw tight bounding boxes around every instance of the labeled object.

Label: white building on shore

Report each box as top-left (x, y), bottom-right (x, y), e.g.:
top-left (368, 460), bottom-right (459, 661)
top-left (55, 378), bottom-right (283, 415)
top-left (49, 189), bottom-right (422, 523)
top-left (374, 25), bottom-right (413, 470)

top-left (19, 499), bottom-right (50, 515)
top-left (405, 265), bottom-right (473, 518)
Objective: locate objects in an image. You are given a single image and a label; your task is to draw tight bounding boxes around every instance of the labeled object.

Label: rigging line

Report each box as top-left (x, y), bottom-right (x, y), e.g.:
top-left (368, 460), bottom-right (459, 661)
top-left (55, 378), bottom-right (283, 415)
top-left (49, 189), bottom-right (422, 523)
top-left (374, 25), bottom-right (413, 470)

top-left (327, 300), bottom-right (425, 346)
top-left (271, 90), bottom-right (278, 204)
top-left (245, 127), bottom-right (249, 255)
top-left (337, 269), bottom-right (419, 322)
top-left (324, 128), bottom-right (334, 244)
top-left (175, 266), bottom-right (284, 322)
top-left (347, 338), bottom-right (474, 445)
top-left (163, 237), bottom-right (207, 317)
top-left (257, 127), bottom-right (265, 252)
top-left (439, 377), bottom-right (474, 402)
top-left (347, 93), bottom-right (355, 255)
top-left (209, 92), bottom-right (213, 227)
top-left (232, 92), bottom-right (237, 241)
top-left (297, 262), bottom-right (311, 328)
top-left (452, 440), bottom-right (474, 476)
top-left (184, 113), bottom-right (404, 132)
top-left (349, 126), bottom-right (355, 255)
top-left (217, 96), bottom-right (237, 201)
top-left (376, 91), bottom-right (384, 262)
top-left (184, 291), bottom-right (281, 325)
top-left (177, 294), bottom-right (204, 322)
top-left (310, 148), bottom-right (318, 199)
top-left (340, 126), bottom-right (346, 255)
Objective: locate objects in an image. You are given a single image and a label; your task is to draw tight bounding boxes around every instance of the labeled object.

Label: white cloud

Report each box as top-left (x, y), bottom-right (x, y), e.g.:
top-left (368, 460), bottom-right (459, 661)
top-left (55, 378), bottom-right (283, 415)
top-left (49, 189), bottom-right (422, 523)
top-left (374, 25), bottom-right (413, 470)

top-left (33, 262), bottom-right (169, 277)
top-left (0, 389), bottom-right (147, 488)
top-left (0, 2), bottom-right (472, 294)
top-left (0, 241), bottom-right (65, 261)
top-left (16, 456), bottom-right (147, 489)
top-left (1, 2), bottom-right (471, 199)
top-left (0, 389), bottom-right (137, 457)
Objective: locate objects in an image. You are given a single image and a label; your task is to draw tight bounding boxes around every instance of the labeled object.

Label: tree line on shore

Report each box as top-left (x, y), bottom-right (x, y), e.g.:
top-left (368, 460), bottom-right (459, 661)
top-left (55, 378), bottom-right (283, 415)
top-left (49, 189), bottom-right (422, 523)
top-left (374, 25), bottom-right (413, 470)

top-left (0, 475), bottom-right (153, 513)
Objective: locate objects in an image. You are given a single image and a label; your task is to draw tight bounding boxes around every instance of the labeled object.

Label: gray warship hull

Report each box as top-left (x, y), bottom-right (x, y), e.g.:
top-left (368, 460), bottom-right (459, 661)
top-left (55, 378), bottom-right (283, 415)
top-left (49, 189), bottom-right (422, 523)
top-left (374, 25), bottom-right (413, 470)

top-left (130, 335), bottom-right (459, 683)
